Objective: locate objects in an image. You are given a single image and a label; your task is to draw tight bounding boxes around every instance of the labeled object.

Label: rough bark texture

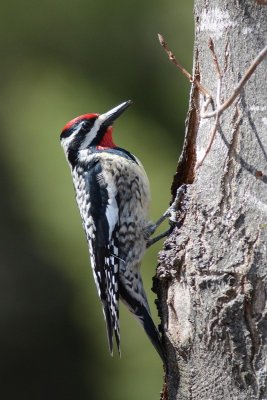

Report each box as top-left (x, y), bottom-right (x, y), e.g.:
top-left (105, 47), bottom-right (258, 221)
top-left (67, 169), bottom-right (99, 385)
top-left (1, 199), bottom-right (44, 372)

top-left (156, 1), bottom-right (267, 399)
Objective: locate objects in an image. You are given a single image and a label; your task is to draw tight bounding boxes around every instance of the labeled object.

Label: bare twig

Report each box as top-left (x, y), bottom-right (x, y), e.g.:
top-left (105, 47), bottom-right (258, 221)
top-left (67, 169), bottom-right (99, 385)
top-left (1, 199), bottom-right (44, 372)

top-left (197, 44), bottom-right (267, 169)
top-left (208, 38), bottom-right (222, 79)
top-left (196, 114), bottom-right (220, 170)
top-left (196, 79), bottom-right (222, 169)
top-left (202, 45), bottom-right (267, 119)
top-left (216, 74), bottom-right (222, 110)
top-left (158, 34), bottom-right (267, 171)
top-left (158, 33), bottom-right (211, 99)
top-left (196, 41), bottom-right (223, 169)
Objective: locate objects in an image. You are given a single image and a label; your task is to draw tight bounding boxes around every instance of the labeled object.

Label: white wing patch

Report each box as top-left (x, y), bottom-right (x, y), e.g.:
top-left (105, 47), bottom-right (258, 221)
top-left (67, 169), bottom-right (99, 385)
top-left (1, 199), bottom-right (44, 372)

top-left (106, 197), bottom-right (119, 239)
top-left (96, 171), bottom-right (119, 240)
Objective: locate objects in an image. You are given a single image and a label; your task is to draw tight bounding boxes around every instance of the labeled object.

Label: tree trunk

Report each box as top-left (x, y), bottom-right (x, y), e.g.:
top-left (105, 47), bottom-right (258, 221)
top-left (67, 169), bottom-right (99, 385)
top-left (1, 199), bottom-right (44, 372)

top-left (156, 1), bottom-right (267, 399)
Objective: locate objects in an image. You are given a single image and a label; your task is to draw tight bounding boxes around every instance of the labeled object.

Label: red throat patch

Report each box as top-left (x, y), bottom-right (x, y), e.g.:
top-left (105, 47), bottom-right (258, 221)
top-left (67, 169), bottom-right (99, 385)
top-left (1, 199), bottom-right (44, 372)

top-left (97, 126), bottom-right (116, 149)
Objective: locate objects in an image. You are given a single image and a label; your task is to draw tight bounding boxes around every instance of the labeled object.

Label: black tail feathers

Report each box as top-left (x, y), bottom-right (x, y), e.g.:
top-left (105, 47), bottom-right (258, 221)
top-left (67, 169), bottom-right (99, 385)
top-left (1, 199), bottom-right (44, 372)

top-left (138, 305), bottom-right (166, 363)
top-left (119, 285), bottom-right (166, 363)
top-left (103, 303), bottom-right (121, 357)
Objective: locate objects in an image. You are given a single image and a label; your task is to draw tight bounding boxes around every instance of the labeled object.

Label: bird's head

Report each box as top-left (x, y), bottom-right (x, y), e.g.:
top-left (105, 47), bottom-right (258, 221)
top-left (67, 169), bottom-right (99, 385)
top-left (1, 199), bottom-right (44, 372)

top-left (60, 100), bottom-right (132, 161)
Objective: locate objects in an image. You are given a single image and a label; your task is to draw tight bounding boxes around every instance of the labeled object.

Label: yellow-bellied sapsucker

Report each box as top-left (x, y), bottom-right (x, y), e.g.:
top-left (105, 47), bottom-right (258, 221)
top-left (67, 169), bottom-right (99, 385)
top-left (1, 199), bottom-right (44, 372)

top-left (60, 100), bottom-right (167, 362)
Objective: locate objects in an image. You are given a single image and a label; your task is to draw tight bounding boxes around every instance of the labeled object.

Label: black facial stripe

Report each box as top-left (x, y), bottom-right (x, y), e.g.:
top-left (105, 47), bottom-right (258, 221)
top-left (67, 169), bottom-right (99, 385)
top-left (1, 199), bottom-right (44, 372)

top-left (60, 128), bottom-right (73, 139)
top-left (90, 123), bottom-right (108, 146)
top-left (60, 117), bottom-right (97, 139)
top-left (60, 122), bottom-right (82, 139)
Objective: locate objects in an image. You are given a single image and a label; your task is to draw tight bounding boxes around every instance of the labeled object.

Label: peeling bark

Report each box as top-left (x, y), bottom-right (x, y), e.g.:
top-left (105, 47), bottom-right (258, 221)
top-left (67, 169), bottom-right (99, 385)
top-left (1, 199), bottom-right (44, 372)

top-left (156, 1), bottom-right (267, 399)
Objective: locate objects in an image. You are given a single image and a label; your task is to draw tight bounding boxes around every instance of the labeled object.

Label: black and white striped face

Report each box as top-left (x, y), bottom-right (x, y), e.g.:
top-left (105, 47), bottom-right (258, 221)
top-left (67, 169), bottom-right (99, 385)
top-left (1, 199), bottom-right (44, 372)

top-left (60, 100), bottom-right (133, 161)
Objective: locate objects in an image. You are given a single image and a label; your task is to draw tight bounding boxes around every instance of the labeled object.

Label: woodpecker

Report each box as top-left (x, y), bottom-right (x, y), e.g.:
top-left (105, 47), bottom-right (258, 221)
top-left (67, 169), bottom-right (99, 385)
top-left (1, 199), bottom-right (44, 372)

top-left (60, 100), bottom-right (165, 362)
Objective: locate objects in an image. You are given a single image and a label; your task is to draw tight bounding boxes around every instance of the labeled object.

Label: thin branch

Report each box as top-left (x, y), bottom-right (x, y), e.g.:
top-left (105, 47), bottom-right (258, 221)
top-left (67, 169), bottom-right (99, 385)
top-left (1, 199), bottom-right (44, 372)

top-left (202, 45), bottom-right (267, 119)
top-left (158, 35), bottom-right (267, 170)
top-left (196, 80), bottom-right (221, 169)
top-left (196, 112), bottom-right (220, 170)
top-left (195, 40), bottom-right (223, 169)
top-left (197, 44), bottom-right (266, 169)
top-left (158, 33), bottom-right (211, 99)
top-left (208, 37), bottom-right (222, 79)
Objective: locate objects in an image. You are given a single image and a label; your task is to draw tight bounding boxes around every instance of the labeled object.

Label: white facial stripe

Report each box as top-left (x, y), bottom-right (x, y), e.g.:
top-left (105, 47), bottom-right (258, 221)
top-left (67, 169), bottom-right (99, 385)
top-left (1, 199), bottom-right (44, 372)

top-left (79, 117), bottom-right (103, 150)
top-left (61, 123), bottom-right (83, 154)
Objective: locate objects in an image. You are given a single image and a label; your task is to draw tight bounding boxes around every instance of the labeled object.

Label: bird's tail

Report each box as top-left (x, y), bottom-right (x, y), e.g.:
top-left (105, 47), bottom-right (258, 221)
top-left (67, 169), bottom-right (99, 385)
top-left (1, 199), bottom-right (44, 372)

top-left (119, 284), bottom-right (166, 363)
top-left (102, 302), bottom-right (120, 357)
top-left (137, 303), bottom-right (166, 363)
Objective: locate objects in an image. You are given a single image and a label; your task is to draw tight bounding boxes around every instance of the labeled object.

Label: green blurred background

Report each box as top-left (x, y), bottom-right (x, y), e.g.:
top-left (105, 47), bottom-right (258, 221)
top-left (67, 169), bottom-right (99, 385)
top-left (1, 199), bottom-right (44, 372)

top-left (0, 1), bottom-right (193, 399)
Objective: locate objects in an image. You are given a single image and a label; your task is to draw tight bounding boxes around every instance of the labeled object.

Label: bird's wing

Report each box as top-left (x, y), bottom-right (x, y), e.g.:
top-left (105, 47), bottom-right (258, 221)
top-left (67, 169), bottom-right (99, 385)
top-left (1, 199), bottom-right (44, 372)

top-left (83, 160), bottom-right (120, 356)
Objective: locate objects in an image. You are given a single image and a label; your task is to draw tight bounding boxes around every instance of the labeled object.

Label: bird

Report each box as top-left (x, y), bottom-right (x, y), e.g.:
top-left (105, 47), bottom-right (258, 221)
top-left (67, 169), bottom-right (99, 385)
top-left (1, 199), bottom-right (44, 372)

top-left (60, 100), bottom-right (165, 362)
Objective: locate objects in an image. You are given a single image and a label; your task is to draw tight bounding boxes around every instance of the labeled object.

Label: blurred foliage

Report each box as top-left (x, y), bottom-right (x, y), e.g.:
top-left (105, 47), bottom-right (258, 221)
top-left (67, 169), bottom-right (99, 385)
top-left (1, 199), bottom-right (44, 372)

top-left (0, 0), bottom-right (193, 399)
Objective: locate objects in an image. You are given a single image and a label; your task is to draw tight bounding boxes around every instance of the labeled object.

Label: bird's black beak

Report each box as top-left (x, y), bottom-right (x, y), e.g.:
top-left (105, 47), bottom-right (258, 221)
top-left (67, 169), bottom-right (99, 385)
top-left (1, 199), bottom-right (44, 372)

top-left (99, 100), bottom-right (133, 127)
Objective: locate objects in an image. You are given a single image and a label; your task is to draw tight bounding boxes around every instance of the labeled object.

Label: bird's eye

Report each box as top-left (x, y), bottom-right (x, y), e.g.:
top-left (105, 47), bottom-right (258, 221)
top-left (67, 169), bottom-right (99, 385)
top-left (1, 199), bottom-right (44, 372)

top-left (82, 117), bottom-right (97, 132)
top-left (79, 121), bottom-right (86, 131)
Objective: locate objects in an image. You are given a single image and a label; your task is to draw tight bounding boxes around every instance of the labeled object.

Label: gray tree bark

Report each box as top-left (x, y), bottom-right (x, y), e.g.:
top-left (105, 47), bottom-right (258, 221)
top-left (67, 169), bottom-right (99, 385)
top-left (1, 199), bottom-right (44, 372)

top-left (156, 1), bottom-right (267, 399)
